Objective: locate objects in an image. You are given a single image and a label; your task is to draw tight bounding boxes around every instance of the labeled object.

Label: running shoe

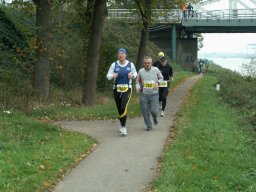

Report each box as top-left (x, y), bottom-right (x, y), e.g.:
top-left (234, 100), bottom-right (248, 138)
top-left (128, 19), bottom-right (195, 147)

top-left (160, 111), bottom-right (165, 117)
top-left (120, 127), bottom-right (127, 136)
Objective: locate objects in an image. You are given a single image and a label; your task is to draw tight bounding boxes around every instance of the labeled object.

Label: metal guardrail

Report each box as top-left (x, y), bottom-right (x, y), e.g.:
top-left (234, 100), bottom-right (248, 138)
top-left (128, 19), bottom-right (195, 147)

top-left (107, 9), bottom-right (182, 22)
top-left (193, 9), bottom-right (256, 20)
top-left (108, 8), bottom-right (256, 22)
top-left (108, 9), bottom-right (137, 19)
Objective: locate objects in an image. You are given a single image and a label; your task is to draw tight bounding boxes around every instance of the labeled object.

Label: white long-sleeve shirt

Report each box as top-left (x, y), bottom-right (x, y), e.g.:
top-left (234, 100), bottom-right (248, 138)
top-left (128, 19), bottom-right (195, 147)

top-left (106, 60), bottom-right (137, 89)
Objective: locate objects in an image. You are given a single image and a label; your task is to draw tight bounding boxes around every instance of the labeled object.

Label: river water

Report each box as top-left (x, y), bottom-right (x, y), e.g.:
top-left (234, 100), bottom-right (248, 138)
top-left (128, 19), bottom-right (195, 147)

top-left (206, 57), bottom-right (251, 74)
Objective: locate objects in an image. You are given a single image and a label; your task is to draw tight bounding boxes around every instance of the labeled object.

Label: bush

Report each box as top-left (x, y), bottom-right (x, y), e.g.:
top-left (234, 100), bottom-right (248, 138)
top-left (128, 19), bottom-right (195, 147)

top-left (217, 69), bottom-right (256, 130)
top-left (0, 8), bottom-right (34, 111)
top-left (241, 58), bottom-right (256, 79)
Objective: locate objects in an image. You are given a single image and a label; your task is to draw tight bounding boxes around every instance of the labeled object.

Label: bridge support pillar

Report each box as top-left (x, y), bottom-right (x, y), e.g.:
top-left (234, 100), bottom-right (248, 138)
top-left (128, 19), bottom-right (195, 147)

top-left (171, 25), bottom-right (176, 62)
top-left (176, 38), bottom-right (198, 71)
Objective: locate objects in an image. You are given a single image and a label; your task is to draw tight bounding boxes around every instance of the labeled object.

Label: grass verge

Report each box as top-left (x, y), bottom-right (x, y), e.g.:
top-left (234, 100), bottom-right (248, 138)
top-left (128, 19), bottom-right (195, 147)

top-left (151, 75), bottom-right (256, 192)
top-left (0, 113), bottom-right (95, 192)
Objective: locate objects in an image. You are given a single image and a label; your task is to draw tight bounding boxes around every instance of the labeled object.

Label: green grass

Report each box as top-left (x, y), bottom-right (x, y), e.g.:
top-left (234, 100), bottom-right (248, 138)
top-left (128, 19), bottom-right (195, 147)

top-left (0, 113), bottom-right (95, 192)
top-left (151, 75), bottom-right (256, 192)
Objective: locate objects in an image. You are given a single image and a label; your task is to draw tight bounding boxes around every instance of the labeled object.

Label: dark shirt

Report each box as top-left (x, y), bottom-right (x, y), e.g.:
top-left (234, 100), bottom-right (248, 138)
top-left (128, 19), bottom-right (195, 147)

top-left (154, 61), bottom-right (173, 81)
top-left (187, 4), bottom-right (193, 10)
top-left (153, 60), bottom-right (161, 68)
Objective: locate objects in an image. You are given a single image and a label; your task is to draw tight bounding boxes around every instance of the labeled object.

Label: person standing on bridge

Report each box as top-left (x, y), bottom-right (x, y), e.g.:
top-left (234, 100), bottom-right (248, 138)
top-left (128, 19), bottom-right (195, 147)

top-left (106, 48), bottom-right (137, 136)
top-left (182, 4), bottom-right (187, 18)
top-left (136, 56), bottom-right (163, 131)
top-left (187, 3), bottom-right (194, 18)
top-left (154, 56), bottom-right (173, 117)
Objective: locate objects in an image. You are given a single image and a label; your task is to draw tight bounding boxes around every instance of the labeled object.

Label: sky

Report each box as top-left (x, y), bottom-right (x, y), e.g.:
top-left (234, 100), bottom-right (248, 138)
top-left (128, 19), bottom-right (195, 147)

top-left (197, 0), bottom-right (256, 58)
top-left (201, 0), bottom-right (256, 10)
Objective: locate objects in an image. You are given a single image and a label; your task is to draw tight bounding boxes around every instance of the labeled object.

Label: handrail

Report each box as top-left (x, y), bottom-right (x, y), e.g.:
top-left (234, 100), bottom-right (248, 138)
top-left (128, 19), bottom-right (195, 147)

top-left (108, 8), bottom-right (256, 22)
top-left (107, 9), bottom-right (182, 20)
top-left (192, 9), bottom-right (256, 20)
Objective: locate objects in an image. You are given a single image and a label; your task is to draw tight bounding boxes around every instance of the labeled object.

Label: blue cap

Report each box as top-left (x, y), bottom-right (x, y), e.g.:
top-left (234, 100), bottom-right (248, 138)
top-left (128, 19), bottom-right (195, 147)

top-left (118, 48), bottom-right (127, 54)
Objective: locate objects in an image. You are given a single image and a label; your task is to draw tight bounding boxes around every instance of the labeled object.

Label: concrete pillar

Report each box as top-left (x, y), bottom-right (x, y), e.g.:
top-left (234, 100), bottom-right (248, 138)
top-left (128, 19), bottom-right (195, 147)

top-left (171, 25), bottom-right (176, 62)
top-left (229, 0), bottom-right (238, 18)
top-left (176, 38), bottom-right (198, 71)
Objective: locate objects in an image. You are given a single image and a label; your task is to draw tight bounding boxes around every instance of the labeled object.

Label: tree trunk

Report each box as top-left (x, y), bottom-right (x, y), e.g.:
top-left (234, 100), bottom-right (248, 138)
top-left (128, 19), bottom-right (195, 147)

top-left (33, 0), bottom-right (51, 98)
top-left (136, 0), bottom-right (152, 68)
top-left (136, 26), bottom-right (149, 68)
top-left (82, 0), bottom-right (107, 106)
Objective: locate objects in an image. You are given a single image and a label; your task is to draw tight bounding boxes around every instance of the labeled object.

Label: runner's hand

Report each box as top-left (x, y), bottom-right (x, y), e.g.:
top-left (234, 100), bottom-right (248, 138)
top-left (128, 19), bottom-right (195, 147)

top-left (113, 73), bottom-right (118, 78)
top-left (128, 72), bottom-right (133, 79)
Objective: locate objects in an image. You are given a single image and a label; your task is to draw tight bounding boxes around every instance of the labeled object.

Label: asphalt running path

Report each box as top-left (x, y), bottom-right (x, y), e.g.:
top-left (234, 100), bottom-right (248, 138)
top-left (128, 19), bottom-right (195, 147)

top-left (53, 75), bottom-right (201, 192)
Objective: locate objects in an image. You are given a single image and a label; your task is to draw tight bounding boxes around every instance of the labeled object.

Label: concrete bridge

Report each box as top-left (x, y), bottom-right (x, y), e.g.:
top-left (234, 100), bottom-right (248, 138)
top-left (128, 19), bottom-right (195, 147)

top-left (108, 0), bottom-right (256, 70)
top-left (148, 8), bottom-right (256, 70)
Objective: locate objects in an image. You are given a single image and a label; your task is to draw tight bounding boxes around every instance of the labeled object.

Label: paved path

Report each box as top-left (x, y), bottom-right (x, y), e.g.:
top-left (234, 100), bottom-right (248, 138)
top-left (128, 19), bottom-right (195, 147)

top-left (53, 75), bottom-right (201, 192)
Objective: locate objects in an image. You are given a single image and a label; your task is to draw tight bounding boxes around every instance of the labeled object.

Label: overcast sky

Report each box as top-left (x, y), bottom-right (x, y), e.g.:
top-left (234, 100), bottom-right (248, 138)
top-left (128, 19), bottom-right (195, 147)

top-left (199, 0), bottom-right (256, 10)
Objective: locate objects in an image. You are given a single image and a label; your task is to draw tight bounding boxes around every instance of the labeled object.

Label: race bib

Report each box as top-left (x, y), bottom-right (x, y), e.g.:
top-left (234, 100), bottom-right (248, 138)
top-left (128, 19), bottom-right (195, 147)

top-left (117, 84), bottom-right (129, 92)
top-left (159, 80), bottom-right (168, 88)
top-left (144, 80), bottom-right (155, 89)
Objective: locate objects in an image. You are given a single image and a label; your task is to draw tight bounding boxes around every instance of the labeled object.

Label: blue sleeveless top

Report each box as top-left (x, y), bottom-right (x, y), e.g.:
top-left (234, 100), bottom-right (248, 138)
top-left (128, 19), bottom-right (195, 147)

top-left (114, 61), bottom-right (131, 88)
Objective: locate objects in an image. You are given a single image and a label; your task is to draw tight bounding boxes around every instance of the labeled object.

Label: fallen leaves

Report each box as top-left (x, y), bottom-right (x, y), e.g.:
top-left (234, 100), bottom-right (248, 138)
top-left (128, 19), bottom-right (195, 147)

top-left (39, 164), bottom-right (45, 170)
top-left (192, 163), bottom-right (196, 171)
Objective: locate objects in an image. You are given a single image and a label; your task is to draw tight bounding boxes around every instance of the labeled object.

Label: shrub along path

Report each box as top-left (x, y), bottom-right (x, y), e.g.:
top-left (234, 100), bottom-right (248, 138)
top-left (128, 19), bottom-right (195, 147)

top-left (52, 75), bottom-right (202, 192)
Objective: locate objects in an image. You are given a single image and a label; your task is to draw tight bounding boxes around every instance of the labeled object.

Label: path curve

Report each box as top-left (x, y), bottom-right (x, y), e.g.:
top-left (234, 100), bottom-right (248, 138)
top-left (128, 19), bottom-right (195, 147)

top-left (53, 75), bottom-right (201, 192)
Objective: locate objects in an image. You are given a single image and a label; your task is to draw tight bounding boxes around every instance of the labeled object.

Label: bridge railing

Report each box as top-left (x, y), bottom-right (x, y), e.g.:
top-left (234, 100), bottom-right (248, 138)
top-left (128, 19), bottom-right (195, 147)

top-left (192, 9), bottom-right (256, 20)
top-left (107, 9), bottom-right (137, 19)
top-left (108, 9), bottom-right (256, 22)
top-left (108, 9), bottom-right (182, 22)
